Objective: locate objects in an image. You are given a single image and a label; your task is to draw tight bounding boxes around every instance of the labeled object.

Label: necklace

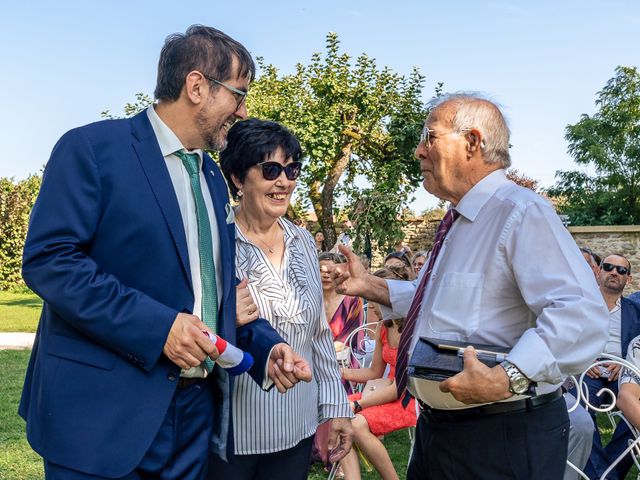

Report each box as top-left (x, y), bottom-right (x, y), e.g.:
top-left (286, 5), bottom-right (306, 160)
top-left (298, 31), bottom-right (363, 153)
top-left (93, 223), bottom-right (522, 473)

top-left (236, 217), bottom-right (280, 254)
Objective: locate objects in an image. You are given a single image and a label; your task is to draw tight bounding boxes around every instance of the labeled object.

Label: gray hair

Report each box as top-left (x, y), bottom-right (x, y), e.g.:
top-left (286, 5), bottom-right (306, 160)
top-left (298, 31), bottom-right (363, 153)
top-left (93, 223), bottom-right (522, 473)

top-left (428, 92), bottom-right (511, 168)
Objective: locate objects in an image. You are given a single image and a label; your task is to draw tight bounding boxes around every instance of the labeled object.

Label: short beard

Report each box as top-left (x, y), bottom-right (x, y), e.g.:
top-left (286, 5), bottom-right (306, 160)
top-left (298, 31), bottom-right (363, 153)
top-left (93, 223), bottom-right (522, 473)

top-left (195, 109), bottom-right (226, 152)
top-left (602, 281), bottom-right (625, 296)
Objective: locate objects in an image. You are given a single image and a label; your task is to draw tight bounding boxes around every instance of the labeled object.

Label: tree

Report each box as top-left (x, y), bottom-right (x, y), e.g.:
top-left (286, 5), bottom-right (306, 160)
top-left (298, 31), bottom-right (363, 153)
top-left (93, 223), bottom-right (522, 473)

top-left (248, 32), bottom-right (427, 249)
top-left (506, 169), bottom-right (539, 192)
top-left (0, 175), bottom-right (42, 290)
top-left (546, 66), bottom-right (640, 225)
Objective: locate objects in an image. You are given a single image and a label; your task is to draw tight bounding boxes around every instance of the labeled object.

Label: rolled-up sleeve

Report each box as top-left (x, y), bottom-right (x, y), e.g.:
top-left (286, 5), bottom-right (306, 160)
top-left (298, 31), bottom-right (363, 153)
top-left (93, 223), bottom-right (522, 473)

top-left (381, 278), bottom-right (419, 320)
top-left (505, 201), bottom-right (609, 383)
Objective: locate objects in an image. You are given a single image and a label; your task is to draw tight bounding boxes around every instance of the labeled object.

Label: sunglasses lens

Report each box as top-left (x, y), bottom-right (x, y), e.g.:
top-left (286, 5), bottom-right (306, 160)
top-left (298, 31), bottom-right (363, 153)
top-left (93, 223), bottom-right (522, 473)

top-left (261, 163), bottom-right (281, 180)
top-left (603, 263), bottom-right (629, 275)
top-left (285, 162), bottom-right (302, 180)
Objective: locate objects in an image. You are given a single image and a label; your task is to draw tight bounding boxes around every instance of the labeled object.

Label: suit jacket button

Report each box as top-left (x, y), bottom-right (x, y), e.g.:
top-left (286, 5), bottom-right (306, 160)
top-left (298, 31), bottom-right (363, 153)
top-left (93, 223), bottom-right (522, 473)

top-left (167, 374), bottom-right (176, 382)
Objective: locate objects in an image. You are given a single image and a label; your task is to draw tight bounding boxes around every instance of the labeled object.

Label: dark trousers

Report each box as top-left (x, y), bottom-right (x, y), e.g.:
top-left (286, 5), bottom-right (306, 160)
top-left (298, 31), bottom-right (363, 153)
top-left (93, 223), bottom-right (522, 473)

top-left (576, 376), bottom-right (633, 480)
top-left (45, 381), bottom-right (214, 480)
top-left (408, 395), bottom-right (569, 480)
top-left (207, 435), bottom-right (314, 480)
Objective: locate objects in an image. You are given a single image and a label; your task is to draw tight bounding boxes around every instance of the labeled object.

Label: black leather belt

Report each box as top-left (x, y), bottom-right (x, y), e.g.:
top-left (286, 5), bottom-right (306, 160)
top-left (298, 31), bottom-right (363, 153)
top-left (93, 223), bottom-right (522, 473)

top-left (177, 377), bottom-right (206, 390)
top-left (420, 388), bottom-right (563, 422)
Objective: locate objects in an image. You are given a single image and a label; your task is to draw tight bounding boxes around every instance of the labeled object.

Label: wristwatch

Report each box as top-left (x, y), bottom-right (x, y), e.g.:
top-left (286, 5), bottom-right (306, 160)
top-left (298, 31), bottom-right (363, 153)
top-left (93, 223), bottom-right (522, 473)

top-left (353, 400), bottom-right (363, 413)
top-left (500, 360), bottom-right (530, 395)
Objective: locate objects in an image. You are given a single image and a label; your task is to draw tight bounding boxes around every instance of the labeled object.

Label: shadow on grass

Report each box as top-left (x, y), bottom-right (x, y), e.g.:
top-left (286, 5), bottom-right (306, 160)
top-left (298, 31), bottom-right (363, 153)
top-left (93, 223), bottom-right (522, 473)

top-left (2, 298), bottom-right (42, 308)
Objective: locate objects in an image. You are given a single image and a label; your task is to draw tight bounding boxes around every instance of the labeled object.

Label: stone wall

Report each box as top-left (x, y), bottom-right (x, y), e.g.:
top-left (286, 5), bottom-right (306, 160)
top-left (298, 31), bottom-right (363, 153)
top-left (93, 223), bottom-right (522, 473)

top-left (380, 221), bottom-right (640, 294)
top-left (569, 225), bottom-right (640, 294)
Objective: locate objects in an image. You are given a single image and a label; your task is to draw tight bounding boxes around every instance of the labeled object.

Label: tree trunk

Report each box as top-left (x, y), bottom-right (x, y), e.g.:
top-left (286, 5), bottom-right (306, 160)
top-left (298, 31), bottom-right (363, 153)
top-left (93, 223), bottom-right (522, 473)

top-left (319, 142), bottom-right (353, 248)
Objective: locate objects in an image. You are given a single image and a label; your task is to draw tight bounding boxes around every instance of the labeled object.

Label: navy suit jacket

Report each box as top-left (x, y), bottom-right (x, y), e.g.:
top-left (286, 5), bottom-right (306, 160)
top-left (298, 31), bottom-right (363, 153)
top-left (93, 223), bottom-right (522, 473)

top-left (19, 111), bottom-right (283, 477)
top-left (621, 296), bottom-right (640, 357)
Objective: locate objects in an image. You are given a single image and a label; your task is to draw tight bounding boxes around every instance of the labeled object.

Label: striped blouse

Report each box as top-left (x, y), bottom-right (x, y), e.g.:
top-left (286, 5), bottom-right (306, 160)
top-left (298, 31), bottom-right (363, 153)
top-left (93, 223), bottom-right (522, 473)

top-left (233, 217), bottom-right (352, 454)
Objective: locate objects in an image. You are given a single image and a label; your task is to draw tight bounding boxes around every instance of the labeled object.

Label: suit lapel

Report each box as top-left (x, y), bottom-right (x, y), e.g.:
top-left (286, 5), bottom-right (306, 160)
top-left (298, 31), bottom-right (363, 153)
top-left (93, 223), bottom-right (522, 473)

top-left (130, 113), bottom-right (192, 287)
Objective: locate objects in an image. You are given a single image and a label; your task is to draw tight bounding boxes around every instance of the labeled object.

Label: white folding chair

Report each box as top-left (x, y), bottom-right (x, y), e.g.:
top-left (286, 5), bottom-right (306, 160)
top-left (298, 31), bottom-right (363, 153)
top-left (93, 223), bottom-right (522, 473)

top-left (569, 354), bottom-right (640, 480)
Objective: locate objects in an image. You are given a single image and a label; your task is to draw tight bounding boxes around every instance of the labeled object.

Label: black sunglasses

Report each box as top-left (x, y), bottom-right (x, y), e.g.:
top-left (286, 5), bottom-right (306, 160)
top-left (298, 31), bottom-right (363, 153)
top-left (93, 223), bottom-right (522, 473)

top-left (601, 262), bottom-right (630, 275)
top-left (258, 161), bottom-right (302, 181)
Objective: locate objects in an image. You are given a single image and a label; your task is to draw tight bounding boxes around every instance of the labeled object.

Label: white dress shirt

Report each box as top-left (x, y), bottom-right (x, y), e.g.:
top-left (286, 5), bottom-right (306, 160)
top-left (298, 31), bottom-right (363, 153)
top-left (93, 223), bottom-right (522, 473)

top-left (147, 106), bottom-right (222, 378)
top-left (232, 218), bottom-right (351, 454)
top-left (385, 169), bottom-right (609, 408)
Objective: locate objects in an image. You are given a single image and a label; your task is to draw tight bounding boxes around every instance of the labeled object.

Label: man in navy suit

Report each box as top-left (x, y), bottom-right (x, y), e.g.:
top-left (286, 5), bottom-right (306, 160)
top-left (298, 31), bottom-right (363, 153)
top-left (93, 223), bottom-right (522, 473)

top-left (20, 25), bottom-right (310, 480)
top-left (580, 254), bottom-right (640, 479)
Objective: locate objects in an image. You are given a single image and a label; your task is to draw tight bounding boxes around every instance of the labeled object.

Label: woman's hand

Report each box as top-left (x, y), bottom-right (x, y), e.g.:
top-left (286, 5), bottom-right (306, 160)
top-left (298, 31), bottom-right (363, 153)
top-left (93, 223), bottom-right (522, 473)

top-left (236, 278), bottom-right (259, 326)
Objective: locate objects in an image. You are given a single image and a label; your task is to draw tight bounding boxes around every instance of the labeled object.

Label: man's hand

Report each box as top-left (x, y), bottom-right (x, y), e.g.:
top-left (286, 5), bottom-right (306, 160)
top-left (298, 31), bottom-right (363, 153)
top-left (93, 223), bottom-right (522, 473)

top-left (439, 347), bottom-right (512, 404)
top-left (268, 343), bottom-right (312, 393)
top-left (163, 313), bottom-right (217, 369)
top-left (327, 245), bottom-right (370, 297)
top-left (327, 418), bottom-right (354, 464)
top-left (604, 362), bottom-right (622, 382)
top-left (236, 278), bottom-right (259, 327)
top-left (586, 365), bottom-right (602, 379)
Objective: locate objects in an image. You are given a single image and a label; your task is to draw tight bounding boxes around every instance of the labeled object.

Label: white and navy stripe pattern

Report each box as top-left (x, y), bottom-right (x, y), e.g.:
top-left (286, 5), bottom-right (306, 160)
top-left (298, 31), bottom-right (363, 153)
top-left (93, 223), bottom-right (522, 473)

top-left (233, 218), bottom-right (351, 455)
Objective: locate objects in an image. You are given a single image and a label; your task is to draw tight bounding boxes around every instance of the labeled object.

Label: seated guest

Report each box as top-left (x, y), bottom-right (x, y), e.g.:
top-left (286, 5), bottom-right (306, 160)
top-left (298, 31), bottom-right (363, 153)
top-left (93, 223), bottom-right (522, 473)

top-left (208, 118), bottom-right (353, 480)
top-left (339, 266), bottom-right (417, 480)
top-left (579, 254), bottom-right (640, 480)
top-left (411, 250), bottom-right (429, 276)
top-left (617, 335), bottom-right (640, 431)
top-left (580, 246), bottom-right (601, 279)
top-left (319, 252), bottom-right (365, 384)
top-left (383, 251), bottom-right (415, 280)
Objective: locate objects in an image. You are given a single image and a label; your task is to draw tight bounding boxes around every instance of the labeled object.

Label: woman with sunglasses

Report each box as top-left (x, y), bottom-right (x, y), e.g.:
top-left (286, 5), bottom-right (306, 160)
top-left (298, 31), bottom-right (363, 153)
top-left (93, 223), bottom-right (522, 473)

top-left (210, 118), bottom-right (352, 480)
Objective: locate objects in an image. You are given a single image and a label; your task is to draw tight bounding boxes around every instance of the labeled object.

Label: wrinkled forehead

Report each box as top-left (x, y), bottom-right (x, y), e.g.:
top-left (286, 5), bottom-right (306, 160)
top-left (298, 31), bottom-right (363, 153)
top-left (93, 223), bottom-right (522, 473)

top-left (427, 103), bottom-right (455, 129)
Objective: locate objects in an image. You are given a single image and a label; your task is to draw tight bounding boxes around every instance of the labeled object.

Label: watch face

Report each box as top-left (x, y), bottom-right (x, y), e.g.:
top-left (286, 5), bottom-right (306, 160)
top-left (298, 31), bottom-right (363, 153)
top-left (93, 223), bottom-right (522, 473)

top-left (512, 376), bottom-right (530, 394)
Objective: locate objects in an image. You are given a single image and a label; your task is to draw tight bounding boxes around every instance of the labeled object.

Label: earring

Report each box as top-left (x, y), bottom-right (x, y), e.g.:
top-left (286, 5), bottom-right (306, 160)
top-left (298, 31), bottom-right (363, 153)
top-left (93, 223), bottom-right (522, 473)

top-left (237, 189), bottom-right (243, 198)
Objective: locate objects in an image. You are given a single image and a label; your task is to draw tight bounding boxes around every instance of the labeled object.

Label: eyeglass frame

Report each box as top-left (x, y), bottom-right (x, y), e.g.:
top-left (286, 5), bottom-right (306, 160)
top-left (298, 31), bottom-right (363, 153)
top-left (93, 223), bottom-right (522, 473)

top-left (601, 262), bottom-right (631, 276)
top-left (419, 126), bottom-right (473, 149)
top-left (257, 161), bottom-right (303, 181)
top-left (202, 73), bottom-right (248, 109)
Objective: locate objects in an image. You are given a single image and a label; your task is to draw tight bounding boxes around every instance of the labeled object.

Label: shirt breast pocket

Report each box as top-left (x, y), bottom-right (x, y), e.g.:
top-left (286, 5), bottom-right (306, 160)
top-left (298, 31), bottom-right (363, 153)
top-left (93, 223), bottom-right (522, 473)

top-left (430, 272), bottom-right (484, 338)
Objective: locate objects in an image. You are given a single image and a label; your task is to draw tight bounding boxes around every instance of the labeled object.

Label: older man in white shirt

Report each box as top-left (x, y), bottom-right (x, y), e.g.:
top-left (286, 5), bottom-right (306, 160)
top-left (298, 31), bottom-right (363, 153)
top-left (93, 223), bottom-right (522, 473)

top-left (332, 93), bottom-right (608, 479)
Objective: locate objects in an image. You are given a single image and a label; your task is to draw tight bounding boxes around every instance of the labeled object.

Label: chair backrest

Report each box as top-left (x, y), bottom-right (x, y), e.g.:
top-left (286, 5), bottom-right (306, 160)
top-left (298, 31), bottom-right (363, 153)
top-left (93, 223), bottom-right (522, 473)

top-left (569, 354), bottom-right (640, 479)
top-left (342, 321), bottom-right (379, 368)
top-left (338, 321), bottom-right (379, 393)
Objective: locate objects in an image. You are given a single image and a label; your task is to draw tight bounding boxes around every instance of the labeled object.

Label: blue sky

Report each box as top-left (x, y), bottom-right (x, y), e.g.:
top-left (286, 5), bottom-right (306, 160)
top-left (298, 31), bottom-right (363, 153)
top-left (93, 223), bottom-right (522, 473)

top-left (2, 0), bottom-right (639, 210)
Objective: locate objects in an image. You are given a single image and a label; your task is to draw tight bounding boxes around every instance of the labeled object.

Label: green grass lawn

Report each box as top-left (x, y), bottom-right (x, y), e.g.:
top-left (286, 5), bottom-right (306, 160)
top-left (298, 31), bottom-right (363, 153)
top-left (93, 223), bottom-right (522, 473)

top-left (0, 291), bottom-right (41, 332)
top-left (0, 350), bottom-right (43, 479)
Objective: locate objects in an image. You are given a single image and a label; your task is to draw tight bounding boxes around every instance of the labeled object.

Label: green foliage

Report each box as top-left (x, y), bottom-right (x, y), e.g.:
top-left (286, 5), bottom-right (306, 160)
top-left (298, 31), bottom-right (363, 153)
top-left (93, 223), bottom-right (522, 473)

top-left (248, 32), bottom-right (427, 249)
top-left (547, 66), bottom-right (640, 225)
top-left (0, 176), bottom-right (41, 290)
top-left (101, 93), bottom-right (153, 119)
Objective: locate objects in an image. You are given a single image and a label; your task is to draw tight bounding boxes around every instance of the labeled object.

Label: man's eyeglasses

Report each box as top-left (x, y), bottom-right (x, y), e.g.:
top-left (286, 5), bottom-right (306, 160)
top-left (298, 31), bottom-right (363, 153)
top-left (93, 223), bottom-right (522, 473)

top-left (419, 127), bottom-right (468, 149)
top-left (601, 262), bottom-right (630, 276)
top-left (258, 161), bottom-right (303, 181)
top-left (202, 74), bottom-right (248, 109)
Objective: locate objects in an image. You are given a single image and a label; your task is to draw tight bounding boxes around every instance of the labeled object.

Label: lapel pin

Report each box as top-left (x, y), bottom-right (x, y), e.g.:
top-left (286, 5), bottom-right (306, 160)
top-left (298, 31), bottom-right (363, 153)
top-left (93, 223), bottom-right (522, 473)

top-left (209, 170), bottom-right (215, 177)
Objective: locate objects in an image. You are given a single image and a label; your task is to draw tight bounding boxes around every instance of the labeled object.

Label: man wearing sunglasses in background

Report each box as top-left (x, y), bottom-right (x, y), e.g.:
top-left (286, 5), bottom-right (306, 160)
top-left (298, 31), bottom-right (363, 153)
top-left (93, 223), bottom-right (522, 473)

top-left (580, 254), bottom-right (640, 480)
top-left (20, 25), bottom-right (311, 480)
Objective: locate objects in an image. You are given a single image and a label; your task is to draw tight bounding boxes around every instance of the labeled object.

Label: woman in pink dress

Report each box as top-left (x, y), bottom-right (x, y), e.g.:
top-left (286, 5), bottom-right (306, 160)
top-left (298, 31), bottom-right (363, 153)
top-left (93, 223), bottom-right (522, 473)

top-left (339, 265), bottom-right (417, 480)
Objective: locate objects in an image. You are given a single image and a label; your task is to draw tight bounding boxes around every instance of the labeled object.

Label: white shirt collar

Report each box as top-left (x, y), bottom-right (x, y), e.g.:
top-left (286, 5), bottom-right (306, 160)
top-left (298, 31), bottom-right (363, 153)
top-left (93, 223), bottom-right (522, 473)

top-left (146, 105), bottom-right (203, 164)
top-left (455, 169), bottom-right (508, 222)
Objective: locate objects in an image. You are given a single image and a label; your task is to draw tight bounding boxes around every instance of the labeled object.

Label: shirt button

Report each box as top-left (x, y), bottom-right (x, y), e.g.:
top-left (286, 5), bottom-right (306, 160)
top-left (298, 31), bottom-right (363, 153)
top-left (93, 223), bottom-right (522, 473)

top-left (167, 374), bottom-right (176, 382)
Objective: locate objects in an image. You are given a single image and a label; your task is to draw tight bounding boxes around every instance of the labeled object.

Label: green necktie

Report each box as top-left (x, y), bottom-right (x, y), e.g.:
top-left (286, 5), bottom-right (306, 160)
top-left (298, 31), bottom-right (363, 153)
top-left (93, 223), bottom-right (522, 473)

top-left (174, 150), bottom-right (218, 372)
